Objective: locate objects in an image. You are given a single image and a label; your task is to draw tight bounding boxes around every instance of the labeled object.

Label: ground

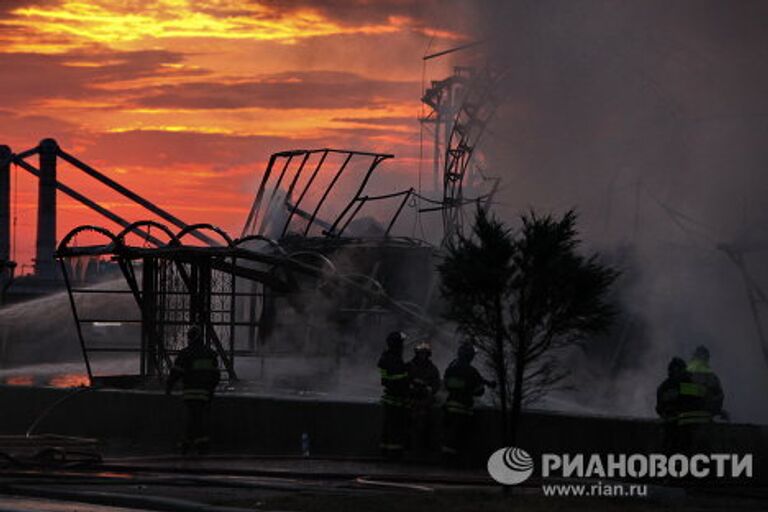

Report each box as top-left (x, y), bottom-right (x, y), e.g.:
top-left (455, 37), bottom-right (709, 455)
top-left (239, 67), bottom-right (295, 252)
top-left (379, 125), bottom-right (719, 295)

top-left (0, 455), bottom-right (765, 511)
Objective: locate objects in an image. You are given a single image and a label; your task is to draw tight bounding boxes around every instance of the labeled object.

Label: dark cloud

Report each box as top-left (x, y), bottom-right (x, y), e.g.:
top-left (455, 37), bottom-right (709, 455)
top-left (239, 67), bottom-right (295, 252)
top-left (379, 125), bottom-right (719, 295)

top-left (0, 110), bottom-right (79, 149)
top-left (0, 49), bottom-right (201, 106)
top-left (258, 0), bottom-right (475, 35)
top-left (0, 0), bottom-right (58, 15)
top-left (131, 71), bottom-right (418, 110)
top-left (81, 130), bottom-right (326, 168)
top-left (332, 116), bottom-right (416, 127)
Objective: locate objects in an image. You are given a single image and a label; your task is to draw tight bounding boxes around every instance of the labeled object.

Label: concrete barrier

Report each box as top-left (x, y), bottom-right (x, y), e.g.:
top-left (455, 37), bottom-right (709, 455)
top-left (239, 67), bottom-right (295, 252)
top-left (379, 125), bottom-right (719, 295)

top-left (0, 385), bottom-right (764, 483)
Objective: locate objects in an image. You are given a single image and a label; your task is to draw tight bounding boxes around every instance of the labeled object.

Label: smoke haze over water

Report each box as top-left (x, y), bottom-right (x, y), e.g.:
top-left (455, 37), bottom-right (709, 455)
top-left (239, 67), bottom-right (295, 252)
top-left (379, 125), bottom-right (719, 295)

top-left (468, 0), bottom-right (768, 422)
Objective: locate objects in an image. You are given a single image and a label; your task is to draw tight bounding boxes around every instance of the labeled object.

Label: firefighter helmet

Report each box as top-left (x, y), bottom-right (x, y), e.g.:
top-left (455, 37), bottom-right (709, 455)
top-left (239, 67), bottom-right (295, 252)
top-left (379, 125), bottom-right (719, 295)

top-left (414, 341), bottom-right (432, 355)
top-left (187, 325), bottom-right (203, 344)
top-left (668, 357), bottom-right (686, 375)
top-left (386, 331), bottom-right (406, 350)
top-left (693, 345), bottom-right (710, 362)
top-left (458, 341), bottom-right (476, 361)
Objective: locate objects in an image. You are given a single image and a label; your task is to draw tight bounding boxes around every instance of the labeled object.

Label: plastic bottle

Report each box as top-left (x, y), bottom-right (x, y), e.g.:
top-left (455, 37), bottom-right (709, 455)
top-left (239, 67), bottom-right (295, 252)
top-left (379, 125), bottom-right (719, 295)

top-left (301, 432), bottom-right (310, 457)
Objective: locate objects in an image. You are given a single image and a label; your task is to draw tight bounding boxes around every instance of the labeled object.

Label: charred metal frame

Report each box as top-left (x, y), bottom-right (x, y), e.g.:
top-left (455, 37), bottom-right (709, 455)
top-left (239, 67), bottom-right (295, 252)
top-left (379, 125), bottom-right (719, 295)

top-left (420, 67), bottom-right (472, 193)
top-left (438, 66), bottom-right (507, 245)
top-left (416, 64), bottom-right (509, 246)
top-left (242, 149), bottom-right (415, 239)
top-left (4, 139), bottom-right (217, 280)
top-left (56, 223), bottom-right (434, 385)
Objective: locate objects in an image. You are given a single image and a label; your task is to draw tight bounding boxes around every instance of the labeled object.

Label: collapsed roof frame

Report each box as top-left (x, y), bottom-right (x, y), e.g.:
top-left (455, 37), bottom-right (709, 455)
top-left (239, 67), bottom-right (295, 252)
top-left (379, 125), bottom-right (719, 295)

top-left (56, 222), bottom-right (435, 385)
top-left (242, 149), bottom-right (419, 240)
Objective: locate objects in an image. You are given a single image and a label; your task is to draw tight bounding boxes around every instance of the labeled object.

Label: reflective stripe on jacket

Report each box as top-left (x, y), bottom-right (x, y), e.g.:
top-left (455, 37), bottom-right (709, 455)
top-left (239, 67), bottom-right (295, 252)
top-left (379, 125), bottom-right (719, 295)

top-left (682, 358), bottom-right (724, 423)
top-left (677, 410), bottom-right (713, 425)
top-left (170, 343), bottom-right (220, 402)
top-left (675, 362), bottom-right (717, 426)
top-left (443, 360), bottom-right (484, 415)
top-left (378, 350), bottom-right (411, 408)
top-left (183, 388), bottom-right (213, 401)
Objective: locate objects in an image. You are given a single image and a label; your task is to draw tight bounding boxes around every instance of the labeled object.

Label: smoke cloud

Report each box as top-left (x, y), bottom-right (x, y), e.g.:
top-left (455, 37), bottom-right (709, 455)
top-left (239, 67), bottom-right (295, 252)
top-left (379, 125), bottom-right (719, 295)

top-left (468, 0), bottom-right (768, 422)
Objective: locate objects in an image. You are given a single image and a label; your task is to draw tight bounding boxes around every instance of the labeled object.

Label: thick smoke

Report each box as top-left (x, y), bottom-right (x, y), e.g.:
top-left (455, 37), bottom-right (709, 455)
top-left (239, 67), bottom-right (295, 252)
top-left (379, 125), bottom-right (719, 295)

top-left (469, 0), bottom-right (768, 422)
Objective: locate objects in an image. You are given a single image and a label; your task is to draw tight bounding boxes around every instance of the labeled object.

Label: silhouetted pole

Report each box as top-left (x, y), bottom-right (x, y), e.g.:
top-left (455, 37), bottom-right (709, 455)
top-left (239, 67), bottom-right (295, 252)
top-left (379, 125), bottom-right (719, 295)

top-left (36, 138), bottom-right (58, 279)
top-left (0, 145), bottom-right (11, 265)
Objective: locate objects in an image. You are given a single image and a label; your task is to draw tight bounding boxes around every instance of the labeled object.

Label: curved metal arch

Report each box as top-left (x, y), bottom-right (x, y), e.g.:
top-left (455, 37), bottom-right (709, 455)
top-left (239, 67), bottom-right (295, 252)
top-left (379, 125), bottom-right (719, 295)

top-left (116, 220), bottom-right (179, 247)
top-left (338, 272), bottom-right (386, 296)
top-left (176, 223), bottom-right (233, 247)
top-left (393, 300), bottom-right (428, 317)
top-left (233, 234), bottom-right (286, 255)
top-left (287, 250), bottom-right (338, 277)
top-left (57, 225), bottom-right (120, 254)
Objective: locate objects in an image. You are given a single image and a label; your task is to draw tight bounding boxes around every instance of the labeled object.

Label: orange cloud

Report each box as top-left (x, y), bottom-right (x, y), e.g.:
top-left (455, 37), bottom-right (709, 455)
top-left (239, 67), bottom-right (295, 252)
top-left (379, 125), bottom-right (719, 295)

top-left (0, 0), bottom-right (470, 271)
top-left (5, 1), bottom-right (402, 51)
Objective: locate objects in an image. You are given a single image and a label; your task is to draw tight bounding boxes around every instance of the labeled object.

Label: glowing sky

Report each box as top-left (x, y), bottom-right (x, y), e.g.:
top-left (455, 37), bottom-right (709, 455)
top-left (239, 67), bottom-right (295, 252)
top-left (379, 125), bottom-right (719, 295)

top-left (0, 0), bottom-right (470, 270)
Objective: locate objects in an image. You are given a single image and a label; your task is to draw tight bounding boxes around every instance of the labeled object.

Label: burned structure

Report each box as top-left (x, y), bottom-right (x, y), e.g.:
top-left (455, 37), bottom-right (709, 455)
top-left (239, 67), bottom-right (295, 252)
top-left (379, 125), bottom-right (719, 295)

top-left (420, 64), bottom-right (506, 245)
top-left (0, 138), bottom-right (218, 303)
top-left (55, 150), bottom-right (438, 385)
top-left (1, 60), bottom-right (507, 386)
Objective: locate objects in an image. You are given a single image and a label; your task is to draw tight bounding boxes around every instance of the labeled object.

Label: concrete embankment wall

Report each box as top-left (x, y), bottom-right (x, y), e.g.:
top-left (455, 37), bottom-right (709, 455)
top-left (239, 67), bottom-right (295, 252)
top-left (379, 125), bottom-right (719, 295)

top-left (0, 385), bottom-right (764, 482)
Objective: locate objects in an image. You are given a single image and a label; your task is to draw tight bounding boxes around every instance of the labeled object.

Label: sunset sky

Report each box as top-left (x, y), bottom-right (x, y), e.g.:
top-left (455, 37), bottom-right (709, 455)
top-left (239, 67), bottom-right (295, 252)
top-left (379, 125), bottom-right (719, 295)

top-left (1, 0), bottom-right (472, 270)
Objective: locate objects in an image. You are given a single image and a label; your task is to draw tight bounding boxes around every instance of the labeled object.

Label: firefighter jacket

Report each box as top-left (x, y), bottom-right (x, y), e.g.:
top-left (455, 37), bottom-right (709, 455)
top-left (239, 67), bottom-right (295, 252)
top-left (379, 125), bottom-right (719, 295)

top-left (656, 371), bottom-right (689, 422)
top-left (378, 350), bottom-right (411, 408)
top-left (167, 343), bottom-right (220, 402)
top-left (443, 359), bottom-right (485, 415)
top-left (407, 358), bottom-right (440, 406)
top-left (678, 358), bottom-right (724, 425)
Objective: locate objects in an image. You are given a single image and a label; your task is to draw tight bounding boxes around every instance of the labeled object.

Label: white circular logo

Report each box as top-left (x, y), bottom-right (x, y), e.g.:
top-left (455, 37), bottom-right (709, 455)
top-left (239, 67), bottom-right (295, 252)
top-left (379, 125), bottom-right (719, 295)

top-left (487, 447), bottom-right (535, 485)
